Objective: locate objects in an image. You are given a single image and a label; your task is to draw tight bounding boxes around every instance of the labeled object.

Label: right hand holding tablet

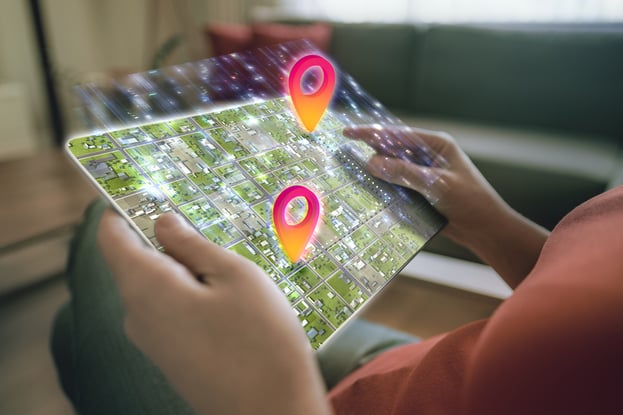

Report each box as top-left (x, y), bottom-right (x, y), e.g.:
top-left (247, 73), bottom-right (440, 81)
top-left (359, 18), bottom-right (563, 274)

top-left (344, 125), bottom-right (550, 288)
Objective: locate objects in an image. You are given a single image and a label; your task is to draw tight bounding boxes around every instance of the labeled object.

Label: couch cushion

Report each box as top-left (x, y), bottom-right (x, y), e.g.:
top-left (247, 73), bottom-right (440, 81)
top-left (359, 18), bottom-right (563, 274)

top-left (608, 160), bottom-right (623, 189)
top-left (329, 23), bottom-right (419, 110)
top-left (411, 25), bottom-right (623, 140)
top-left (399, 115), bottom-right (620, 229)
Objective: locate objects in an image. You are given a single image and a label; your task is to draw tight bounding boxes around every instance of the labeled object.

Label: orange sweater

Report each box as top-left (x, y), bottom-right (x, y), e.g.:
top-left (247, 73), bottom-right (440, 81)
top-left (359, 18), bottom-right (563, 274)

top-left (329, 186), bottom-right (623, 414)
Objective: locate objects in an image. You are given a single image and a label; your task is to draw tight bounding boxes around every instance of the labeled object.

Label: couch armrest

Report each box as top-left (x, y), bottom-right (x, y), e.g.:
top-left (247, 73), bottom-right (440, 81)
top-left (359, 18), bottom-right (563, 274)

top-left (607, 156), bottom-right (623, 189)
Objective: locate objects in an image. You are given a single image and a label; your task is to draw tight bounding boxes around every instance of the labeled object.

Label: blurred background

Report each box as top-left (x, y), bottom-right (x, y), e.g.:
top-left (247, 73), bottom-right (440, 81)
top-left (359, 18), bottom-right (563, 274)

top-left (1, 0), bottom-right (622, 159)
top-left (1, 1), bottom-right (622, 414)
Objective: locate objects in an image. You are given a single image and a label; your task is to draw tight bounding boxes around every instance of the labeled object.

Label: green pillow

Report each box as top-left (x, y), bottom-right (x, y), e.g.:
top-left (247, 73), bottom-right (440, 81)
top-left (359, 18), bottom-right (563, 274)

top-left (330, 23), bottom-right (420, 110)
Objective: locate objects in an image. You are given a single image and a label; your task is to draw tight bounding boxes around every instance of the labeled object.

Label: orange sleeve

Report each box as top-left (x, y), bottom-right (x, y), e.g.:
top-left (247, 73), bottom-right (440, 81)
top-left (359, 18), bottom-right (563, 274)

top-left (329, 187), bottom-right (623, 415)
top-left (462, 186), bottom-right (623, 415)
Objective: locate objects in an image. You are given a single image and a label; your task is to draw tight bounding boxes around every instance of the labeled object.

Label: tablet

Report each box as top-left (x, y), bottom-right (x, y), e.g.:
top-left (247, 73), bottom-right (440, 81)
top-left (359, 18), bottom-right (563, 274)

top-left (66, 41), bottom-right (445, 349)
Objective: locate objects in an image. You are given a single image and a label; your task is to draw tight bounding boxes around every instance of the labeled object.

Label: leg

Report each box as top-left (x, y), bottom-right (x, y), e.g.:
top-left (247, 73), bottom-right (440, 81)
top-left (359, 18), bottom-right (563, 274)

top-left (316, 319), bottom-right (419, 390)
top-left (51, 200), bottom-right (194, 415)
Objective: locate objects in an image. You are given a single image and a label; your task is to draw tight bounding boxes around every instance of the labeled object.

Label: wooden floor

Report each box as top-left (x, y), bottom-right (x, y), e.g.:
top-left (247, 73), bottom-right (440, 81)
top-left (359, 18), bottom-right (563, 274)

top-left (0, 277), bottom-right (73, 415)
top-left (363, 275), bottom-right (502, 338)
top-left (0, 273), bottom-right (501, 415)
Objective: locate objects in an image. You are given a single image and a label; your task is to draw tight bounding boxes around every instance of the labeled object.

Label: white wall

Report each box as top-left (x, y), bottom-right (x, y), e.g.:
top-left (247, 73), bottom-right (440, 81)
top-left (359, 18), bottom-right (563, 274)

top-left (0, 0), bottom-right (277, 157)
top-left (44, 0), bottom-right (156, 78)
top-left (43, 0), bottom-right (179, 134)
top-left (0, 0), bottom-right (52, 157)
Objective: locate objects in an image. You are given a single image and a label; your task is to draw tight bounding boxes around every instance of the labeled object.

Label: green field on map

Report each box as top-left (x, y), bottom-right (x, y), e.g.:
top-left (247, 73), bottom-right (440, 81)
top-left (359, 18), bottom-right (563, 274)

top-left (67, 97), bottom-right (435, 349)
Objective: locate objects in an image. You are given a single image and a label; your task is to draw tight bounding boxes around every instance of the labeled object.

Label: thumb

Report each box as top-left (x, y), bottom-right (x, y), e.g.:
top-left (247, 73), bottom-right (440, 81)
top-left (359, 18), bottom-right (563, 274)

top-left (368, 155), bottom-right (442, 203)
top-left (98, 209), bottom-right (200, 308)
top-left (155, 213), bottom-right (235, 279)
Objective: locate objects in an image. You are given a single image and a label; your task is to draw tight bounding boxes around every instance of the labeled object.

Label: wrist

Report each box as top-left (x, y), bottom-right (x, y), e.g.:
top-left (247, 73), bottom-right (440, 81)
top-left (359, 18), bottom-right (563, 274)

top-left (468, 207), bottom-right (549, 288)
top-left (466, 203), bottom-right (522, 253)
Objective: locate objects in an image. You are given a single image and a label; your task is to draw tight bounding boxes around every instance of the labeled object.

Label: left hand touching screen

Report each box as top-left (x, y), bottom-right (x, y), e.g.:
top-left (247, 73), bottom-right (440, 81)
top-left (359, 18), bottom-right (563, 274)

top-left (97, 210), bottom-right (331, 415)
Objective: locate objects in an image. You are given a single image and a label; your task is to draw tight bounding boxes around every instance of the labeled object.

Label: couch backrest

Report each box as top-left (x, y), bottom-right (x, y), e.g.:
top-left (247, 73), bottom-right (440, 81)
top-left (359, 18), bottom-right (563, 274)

top-left (329, 23), bottom-right (423, 110)
top-left (411, 25), bottom-right (623, 139)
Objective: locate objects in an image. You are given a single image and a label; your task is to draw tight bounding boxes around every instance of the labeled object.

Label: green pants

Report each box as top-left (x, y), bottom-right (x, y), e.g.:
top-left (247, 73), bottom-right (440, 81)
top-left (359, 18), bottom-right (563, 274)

top-left (51, 200), bottom-right (418, 414)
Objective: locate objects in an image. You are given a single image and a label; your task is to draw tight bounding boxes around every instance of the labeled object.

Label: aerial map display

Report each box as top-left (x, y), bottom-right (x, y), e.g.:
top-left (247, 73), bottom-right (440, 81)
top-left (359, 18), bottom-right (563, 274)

top-left (66, 41), bottom-right (444, 349)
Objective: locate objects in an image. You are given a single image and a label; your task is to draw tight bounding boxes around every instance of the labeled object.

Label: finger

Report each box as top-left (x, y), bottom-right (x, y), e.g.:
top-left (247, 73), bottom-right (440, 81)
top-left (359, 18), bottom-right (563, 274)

top-left (344, 125), bottom-right (453, 152)
top-left (343, 125), bottom-right (403, 156)
top-left (154, 213), bottom-right (236, 278)
top-left (367, 155), bottom-right (443, 203)
top-left (97, 209), bottom-right (199, 298)
top-left (343, 125), bottom-right (451, 167)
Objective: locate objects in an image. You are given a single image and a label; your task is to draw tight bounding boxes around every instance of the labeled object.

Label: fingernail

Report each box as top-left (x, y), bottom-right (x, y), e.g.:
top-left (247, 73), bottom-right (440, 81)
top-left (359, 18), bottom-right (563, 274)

top-left (384, 163), bottom-right (397, 180)
top-left (367, 157), bottom-right (382, 175)
top-left (369, 157), bottom-right (392, 179)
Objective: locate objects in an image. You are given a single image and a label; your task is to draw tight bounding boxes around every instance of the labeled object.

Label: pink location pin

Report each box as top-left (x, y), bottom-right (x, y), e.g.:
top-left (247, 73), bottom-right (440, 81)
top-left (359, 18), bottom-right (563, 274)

top-left (288, 54), bottom-right (336, 133)
top-left (272, 185), bottom-right (321, 262)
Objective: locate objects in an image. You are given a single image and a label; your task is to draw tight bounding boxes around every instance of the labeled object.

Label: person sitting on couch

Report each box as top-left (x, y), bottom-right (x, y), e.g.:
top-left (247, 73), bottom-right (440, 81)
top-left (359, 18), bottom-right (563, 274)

top-left (53, 126), bottom-right (623, 415)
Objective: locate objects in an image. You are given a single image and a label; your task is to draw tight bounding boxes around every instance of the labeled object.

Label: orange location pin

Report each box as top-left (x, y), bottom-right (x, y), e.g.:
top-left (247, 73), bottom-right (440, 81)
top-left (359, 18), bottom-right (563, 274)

top-left (272, 185), bottom-right (321, 262)
top-left (288, 54), bottom-right (336, 132)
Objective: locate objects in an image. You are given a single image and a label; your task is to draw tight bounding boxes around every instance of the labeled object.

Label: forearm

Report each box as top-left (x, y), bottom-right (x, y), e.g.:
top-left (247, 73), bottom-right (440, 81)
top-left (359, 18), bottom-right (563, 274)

top-left (467, 208), bottom-right (550, 289)
top-left (184, 369), bottom-right (332, 415)
top-left (221, 358), bottom-right (332, 415)
top-left (189, 390), bottom-right (332, 415)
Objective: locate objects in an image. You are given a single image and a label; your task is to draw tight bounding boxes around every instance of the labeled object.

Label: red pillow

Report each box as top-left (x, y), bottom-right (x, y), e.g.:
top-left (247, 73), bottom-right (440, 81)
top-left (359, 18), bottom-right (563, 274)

top-left (251, 22), bottom-right (332, 51)
top-left (205, 22), bottom-right (333, 57)
top-left (204, 23), bottom-right (253, 56)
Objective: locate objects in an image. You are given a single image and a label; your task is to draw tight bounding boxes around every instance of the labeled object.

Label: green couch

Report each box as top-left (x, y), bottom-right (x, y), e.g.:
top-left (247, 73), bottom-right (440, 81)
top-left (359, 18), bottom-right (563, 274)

top-left (327, 23), bottom-right (623, 261)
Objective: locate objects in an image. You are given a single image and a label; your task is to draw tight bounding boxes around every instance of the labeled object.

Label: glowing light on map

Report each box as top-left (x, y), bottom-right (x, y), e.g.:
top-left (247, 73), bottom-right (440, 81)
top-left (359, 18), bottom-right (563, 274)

top-left (288, 55), bottom-right (336, 132)
top-left (272, 185), bottom-right (321, 262)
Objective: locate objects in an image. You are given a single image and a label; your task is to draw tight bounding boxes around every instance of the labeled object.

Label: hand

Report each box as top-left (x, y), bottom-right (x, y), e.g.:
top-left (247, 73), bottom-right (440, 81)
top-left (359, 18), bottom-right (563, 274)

top-left (97, 210), bottom-right (331, 415)
top-left (344, 125), bottom-right (549, 288)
